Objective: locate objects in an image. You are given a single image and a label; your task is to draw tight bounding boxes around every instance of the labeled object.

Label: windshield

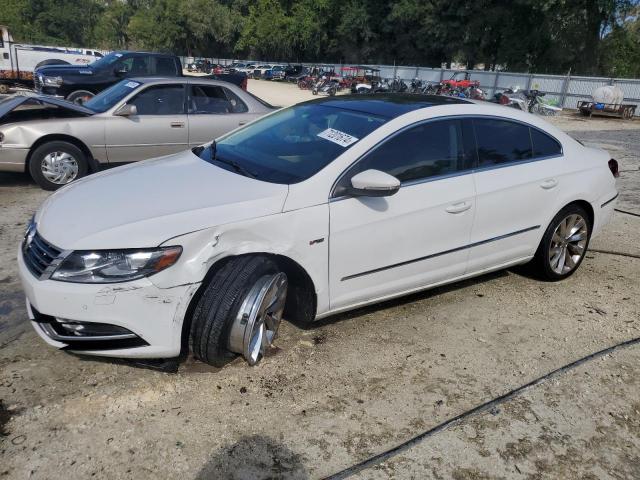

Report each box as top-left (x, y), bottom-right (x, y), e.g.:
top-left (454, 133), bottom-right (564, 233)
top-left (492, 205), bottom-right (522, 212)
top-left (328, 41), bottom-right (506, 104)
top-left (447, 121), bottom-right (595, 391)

top-left (88, 52), bottom-right (125, 69)
top-left (194, 104), bottom-right (387, 184)
top-left (83, 79), bottom-right (141, 113)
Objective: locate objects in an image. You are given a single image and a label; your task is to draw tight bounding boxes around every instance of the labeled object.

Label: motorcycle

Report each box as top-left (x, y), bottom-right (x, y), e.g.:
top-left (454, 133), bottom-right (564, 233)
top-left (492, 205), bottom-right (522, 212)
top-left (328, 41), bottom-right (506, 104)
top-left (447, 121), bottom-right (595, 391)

top-left (524, 90), bottom-right (562, 116)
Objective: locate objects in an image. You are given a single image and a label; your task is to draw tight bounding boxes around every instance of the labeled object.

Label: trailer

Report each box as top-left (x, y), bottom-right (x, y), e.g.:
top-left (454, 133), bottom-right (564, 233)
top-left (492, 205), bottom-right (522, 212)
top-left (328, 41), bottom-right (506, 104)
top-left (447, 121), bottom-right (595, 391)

top-left (577, 101), bottom-right (636, 119)
top-left (0, 26), bottom-right (102, 94)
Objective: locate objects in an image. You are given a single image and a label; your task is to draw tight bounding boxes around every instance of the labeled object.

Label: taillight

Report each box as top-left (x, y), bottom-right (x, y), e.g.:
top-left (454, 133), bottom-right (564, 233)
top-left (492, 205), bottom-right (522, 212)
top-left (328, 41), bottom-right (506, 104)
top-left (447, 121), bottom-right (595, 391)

top-left (608, 158), bottom-right (619, 178)
top-left (241, 77), bottom-right (248, 91)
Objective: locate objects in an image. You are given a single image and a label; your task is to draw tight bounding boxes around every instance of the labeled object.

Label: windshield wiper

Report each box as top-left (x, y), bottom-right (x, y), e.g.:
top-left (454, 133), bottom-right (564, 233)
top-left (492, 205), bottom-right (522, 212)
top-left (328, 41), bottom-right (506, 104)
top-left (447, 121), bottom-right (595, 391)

top-left (214, 157), bottom-right (258, 179)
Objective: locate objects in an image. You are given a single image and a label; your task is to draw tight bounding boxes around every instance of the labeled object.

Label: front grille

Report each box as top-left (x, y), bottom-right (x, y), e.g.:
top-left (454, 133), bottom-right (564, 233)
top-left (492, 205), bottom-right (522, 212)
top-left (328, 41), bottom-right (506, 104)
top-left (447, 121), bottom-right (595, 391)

top-left (23, 231), bottom-right (61, 278)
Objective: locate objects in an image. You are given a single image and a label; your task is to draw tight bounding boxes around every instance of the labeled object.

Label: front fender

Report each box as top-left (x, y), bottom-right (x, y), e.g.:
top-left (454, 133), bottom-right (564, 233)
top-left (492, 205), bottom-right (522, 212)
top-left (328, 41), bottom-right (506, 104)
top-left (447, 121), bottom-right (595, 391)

top-left (152, 204), bottom-right (330, 315)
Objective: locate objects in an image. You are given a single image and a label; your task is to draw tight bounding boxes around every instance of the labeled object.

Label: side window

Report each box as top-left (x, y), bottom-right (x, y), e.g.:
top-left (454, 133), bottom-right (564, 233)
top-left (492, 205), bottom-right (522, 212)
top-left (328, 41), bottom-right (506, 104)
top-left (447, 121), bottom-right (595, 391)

top-left (155, 57), bottom-right (177, 76)
top-left (531, 128), bottom-right (562, 157)
top-left (473, 118), bottom-right (532, 167)
top-left (335, 119), bottom-right (472, 196)
top-left (116, 57), bottom-right (134, 73)
top-left (129, 85), bottom-right (186, 115)
top-left (190, 85), bottom-right (248, 114)
top-left (222, 87), bottom-right (248, 113)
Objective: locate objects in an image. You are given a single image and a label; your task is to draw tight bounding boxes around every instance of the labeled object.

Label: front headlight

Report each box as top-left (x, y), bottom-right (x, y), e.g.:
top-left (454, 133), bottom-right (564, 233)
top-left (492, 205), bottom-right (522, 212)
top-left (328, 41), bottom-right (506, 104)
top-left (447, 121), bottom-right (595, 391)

top-left (43, 76), bottom-right (63, 86)
top-left (51, 246), bottom-right (182, 283)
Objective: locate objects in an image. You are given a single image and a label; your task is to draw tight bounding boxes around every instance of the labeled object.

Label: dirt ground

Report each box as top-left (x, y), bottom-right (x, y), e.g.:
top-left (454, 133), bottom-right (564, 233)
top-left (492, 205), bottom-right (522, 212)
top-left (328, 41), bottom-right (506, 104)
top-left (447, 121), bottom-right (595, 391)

top-left (1, 81), bottom-right (639, 479)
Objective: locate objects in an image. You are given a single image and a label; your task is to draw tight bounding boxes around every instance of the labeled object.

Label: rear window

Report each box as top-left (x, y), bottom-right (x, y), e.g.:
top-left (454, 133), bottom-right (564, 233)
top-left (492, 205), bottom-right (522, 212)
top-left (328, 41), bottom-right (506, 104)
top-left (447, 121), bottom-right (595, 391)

top-left (155, 57), bottom-right (178, 75)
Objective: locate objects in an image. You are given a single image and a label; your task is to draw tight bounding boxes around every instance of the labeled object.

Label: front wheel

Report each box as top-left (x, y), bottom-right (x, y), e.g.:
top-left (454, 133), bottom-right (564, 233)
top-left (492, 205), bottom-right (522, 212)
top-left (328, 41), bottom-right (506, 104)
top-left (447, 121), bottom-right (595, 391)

top-left (28, 141), bottom-right (89, 190)
top-left (190, 256), bottom-right (288, 367)
top-left (529, 204), bottom-right (591, 280)
top-left (66, 90), bottom-right (94, 104)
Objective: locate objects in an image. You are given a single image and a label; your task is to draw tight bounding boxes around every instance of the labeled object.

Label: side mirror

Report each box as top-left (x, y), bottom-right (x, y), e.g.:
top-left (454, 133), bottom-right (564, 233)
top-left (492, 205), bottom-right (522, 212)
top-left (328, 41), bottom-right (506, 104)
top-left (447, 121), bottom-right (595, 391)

top-left (114, 104), bottom-right (137, 117)
top-left (114, 67), bottom-right (128, 76)
top-left (346, 169), bottom-right (400, 197)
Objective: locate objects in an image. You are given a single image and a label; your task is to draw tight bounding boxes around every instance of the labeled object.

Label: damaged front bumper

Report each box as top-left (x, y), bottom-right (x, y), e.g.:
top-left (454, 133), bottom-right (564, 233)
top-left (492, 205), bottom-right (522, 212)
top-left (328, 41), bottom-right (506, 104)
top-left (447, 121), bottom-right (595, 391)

top-left (18, 247), bottom-right (200, 358)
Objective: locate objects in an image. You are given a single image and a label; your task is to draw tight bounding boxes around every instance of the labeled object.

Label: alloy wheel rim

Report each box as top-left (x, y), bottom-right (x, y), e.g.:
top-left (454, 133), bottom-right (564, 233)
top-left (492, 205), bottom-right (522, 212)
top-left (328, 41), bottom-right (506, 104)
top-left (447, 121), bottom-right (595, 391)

top-left (41, 151), bottom-right (79, 184)
top-left (548, 214), bottom-right (588, 275)
top-left (228, 272), bottom-right (288, 365)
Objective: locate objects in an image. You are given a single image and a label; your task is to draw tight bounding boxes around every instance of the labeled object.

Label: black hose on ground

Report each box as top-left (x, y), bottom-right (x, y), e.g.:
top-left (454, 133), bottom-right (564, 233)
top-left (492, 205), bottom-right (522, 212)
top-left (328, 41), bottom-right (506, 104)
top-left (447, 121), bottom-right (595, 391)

top-left (614, 208), bottom-right (640, 218)
top-left (322, 336), bottom-right (640, 479)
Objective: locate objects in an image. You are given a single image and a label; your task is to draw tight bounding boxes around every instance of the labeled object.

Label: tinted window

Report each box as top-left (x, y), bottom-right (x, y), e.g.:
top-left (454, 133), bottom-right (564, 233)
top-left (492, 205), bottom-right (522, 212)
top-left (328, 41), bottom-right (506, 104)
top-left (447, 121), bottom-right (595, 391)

top-left (531, 128), bottom-right (561, 157)
top-left (129, 85), bottom-right (185, 115)
top-left (194, 104), bottom-right (387, 184)
top-left (155, 57), bottom-right (177, 75)
top-left (474, 118), bottom-right (532, 166)
top-left (190, 85), bottom-right (247, 114)
top-left (336, 120), bottom-right (472, 194)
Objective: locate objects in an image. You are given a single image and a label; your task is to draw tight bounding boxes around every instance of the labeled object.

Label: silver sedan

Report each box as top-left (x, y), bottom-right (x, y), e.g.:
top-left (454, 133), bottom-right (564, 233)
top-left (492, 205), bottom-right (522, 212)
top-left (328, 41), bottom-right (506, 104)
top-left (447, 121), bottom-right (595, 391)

top-left (0, 77), bottom-right (274, 190)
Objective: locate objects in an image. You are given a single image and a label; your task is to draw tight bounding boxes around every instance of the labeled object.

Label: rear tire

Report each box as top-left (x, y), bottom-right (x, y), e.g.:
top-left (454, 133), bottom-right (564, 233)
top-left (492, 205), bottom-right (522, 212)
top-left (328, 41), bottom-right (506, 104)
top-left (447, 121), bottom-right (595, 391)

top-left (190, 255), bottom-right (285, 367)
top-left (0, 83), bottom-right (9, 95)
top-left (529, 204), bottom-right (591, 281)
top-left (29, 141), bottom-right (88, 191)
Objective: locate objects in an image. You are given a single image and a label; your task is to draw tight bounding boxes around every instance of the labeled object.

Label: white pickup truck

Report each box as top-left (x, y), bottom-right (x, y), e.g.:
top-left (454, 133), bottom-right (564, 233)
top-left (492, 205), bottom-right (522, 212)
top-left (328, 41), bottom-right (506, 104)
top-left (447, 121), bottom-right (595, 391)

top-left (0, 25), bottom-right (102, 94)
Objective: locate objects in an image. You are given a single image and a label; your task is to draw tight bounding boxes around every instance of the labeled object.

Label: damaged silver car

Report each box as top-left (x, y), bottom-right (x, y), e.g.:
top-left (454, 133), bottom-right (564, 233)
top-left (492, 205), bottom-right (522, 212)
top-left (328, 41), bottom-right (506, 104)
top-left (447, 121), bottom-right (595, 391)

top-left (0, 77), bottom-right (273, 190)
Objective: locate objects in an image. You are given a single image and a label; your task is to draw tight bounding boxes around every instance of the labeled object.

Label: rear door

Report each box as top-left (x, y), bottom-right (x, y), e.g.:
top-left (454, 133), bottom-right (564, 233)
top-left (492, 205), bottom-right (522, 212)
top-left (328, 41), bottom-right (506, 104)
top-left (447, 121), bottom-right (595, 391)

top-left (104, 83), bottom-right (189, 163)
top-left (467, 117), bottom-right (564, 272)
top-left (187, 83), bottom-right (260, 147)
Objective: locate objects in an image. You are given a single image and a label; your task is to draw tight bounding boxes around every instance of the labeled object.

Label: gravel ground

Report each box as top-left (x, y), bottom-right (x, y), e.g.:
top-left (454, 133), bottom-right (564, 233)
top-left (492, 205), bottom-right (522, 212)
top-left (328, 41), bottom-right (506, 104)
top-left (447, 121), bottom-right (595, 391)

top-left (0, 81), bottom-right (639, 479)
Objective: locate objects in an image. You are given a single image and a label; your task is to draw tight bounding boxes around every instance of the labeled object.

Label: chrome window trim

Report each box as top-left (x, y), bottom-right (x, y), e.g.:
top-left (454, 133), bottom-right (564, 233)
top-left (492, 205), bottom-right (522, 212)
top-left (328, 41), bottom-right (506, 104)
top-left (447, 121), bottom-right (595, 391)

top-left (329, 114), bottom-right (564, 200)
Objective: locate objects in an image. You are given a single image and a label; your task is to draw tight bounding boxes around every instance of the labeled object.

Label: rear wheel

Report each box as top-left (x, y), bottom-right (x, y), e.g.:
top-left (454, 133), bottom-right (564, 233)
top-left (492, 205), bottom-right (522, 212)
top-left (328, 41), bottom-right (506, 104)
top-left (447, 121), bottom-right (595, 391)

top-left (28, 141), bottom-right (88, 190)
top-left (190, 256), bottom-right (288, 367)
top-left (0, 83), bottom-right (9, 95)
top-left (530, 204), bottom-right (591, 280)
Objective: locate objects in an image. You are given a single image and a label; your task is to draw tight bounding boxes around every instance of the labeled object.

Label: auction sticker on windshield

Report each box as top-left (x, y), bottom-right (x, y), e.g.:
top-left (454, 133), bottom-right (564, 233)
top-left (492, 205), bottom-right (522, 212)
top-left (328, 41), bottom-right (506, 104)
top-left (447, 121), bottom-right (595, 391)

top-left (317, 128), bottom-right (359, 147)
top-left (125, 81), bottom-right (140, 88)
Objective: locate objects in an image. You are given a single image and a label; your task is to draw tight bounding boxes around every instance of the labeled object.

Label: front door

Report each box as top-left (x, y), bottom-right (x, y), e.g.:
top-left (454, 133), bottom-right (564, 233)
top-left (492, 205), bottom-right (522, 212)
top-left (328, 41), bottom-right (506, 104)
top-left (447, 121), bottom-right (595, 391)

top-left (187, 83), bottom-right (261, 147)
top-left (105, 83), bottom-right (188, 163)
top-left (329, 119), bottom-right (477, 310)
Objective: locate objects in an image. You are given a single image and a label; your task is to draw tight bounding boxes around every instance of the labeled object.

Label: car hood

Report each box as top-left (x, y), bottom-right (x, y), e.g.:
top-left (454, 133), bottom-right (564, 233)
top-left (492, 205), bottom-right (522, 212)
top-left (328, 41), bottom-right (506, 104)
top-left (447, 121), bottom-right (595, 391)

top-left (35, 64), bottom-right (94, 76)
top-left (0, 95), bottom-right (94, 120)
top-left (35, 151), bottom-right (289, 250)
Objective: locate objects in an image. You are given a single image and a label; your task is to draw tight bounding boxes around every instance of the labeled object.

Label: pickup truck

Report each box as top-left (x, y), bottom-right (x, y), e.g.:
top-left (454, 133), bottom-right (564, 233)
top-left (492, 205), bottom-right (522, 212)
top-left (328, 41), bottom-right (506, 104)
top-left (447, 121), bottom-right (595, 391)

top-left (35, 51), bottom-right (247, 103)
top-left (0, 25), bottom-right (101, 94)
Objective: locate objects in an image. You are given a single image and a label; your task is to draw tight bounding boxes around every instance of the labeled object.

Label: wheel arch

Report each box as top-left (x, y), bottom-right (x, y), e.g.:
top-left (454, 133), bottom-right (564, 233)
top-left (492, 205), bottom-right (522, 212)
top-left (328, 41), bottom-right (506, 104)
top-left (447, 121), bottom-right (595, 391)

top-left (27, 134), bottom-right (99, 173)
top-left (179, 252), bottom-right (318, 357)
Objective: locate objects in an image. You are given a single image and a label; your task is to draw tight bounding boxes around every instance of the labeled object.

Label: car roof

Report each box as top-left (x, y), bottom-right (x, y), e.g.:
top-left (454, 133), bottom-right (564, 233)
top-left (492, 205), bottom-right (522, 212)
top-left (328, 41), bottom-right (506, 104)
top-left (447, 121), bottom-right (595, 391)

top-left (129, 77), bottom-right (239, 87)
top-left (304, 94), bottom-right (471, 119)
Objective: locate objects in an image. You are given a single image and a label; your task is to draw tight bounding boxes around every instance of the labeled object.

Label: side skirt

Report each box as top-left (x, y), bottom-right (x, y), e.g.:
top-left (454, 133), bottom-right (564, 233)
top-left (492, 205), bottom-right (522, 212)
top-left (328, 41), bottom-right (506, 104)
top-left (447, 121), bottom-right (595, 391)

top-left (315, 256), bottom-right (533, 320)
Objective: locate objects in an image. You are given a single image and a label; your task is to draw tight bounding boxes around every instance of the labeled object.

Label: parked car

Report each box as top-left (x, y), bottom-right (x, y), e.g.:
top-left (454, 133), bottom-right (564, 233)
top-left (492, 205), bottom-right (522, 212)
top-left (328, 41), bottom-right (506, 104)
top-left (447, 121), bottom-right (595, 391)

top-left (285, 65), bottom-right (307, 82)
top-left (264, 65), bottom-right (286, 81)
top-left (34, 51), bottom-right (183, 103)
top-left (18, 94), bottom-right (618, 367)
top-left (252, 65), bottom-right (272, 79)
top-left (0, 77), bottom-right (273, 189)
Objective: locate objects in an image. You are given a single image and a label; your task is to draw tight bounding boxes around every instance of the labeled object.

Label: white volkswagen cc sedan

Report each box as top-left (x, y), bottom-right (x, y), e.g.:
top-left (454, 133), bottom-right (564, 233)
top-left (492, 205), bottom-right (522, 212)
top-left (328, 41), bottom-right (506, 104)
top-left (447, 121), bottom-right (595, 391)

top-left (18, 95), bottom-right (619, 366)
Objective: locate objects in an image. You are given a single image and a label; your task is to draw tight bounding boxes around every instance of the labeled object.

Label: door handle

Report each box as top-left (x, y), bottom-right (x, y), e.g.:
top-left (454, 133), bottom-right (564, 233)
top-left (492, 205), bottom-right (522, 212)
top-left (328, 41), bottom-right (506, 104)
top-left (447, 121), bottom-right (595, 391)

top-left (445, 202), bottom-right (472, 214)
top-left (540, 179), bottom-right (558, 189)
top-left (238, 121), bottom-right (247, 126)
top-left (170, 121), bottom-right (185, 128)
